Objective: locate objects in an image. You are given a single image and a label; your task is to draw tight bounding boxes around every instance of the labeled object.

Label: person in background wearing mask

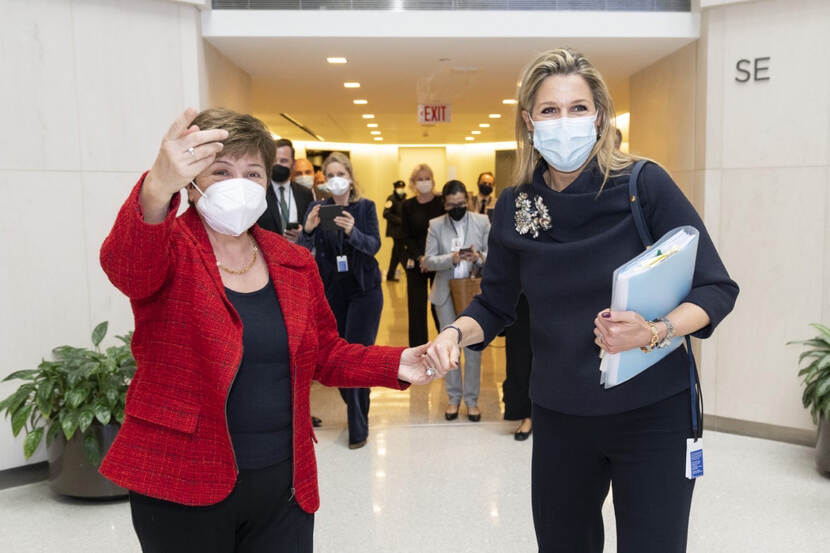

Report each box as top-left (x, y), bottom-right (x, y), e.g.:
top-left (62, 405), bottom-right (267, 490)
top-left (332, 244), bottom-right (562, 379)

top-left (292, 158), bottom-right (316, 194)
top-left (400, 164), bottom-right (444, 347)
top-left (423, 180), bottom-right (490, 422)
top-left (99, 108), bottom-right (433, 553)
top-left (382, 180), bottom-right (408, 282)
top-left (299, 153), bottom-right (383, 450)
top-left (257, 138), bottom-right (313, 243)
top-left (470, 171), bottom-right (496, 215)
top-left (423, 49), bottom-right (738, 553)
top-left (313, 169), bottom-right (329, 200)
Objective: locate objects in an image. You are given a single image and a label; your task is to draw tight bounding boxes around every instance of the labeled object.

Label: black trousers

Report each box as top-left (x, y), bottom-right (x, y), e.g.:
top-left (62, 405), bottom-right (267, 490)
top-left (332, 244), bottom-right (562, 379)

top-left (386, 238), bottom-right (406, 279)
top-left (326, 279), bottom-right (383, 444)
top-left (130, 459), bottom-right (313, 553)
top-left (502, 294), bottom-right (532, 420)
top-left (531, 391), bottom-right (695, 553)
top-left (405, 268), bottom-right (439, 347)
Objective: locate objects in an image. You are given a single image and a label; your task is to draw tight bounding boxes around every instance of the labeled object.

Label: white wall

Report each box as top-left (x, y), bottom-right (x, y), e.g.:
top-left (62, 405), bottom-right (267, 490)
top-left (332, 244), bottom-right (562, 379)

top-left (631, 0), bottom-right (830, 434)
top-left (0, 0), bottom-right (203, 471)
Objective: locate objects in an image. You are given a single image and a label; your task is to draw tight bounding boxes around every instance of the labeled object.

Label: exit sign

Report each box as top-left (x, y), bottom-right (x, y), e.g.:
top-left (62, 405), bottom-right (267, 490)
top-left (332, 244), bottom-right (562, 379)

top-left (418, 104), bottom-right (451, 124)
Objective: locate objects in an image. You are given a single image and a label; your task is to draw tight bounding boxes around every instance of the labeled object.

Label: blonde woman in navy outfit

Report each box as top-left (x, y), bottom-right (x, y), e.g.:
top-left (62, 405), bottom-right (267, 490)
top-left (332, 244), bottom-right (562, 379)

top-left (424, 49), bottom-right (739, 553)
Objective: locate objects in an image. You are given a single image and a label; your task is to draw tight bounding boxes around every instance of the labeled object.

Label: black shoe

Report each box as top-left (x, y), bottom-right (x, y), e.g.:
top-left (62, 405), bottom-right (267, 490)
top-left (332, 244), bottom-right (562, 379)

top-left (467, 413), bottom-right (481, 422)
top-left (311, 416), bottom-right (322, 427)
top-left (514, 428), bottom-right (532, 441)
top-left (445, 406), bottom-right (459, 421)
top-left (348, 439), bottom-right (367, 449)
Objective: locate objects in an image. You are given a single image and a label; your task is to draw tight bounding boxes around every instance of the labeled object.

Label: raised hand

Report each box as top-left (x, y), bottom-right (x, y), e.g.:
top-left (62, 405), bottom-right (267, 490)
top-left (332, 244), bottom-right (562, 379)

top-left (140, 108), bottom-right (229, 223)
top-left (304, 204), bottom-right (322, 233)
top-left (397, 343), bottom-right (437, 385)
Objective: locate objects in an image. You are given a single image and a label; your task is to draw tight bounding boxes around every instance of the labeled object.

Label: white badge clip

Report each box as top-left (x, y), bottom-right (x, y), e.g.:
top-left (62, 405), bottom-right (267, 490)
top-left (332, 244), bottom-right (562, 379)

top-left (336, 255), bottom-right (349, 272)
top-left (685, 438), bottom-right (704, 479)
top-left (451, 237), bottom-right (463, 252)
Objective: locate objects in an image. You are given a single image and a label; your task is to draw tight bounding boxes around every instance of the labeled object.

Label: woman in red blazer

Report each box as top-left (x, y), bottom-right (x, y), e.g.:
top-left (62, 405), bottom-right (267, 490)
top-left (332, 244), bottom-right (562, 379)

top-left (99, 108), bottom-right (433, 553)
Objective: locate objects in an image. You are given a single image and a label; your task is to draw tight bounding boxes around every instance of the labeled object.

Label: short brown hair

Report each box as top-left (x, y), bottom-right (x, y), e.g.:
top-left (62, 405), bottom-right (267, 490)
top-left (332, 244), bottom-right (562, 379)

top-left (191, 108), bottom-right (274, 172)
top-left (275, 138), bottom-right (295, 161)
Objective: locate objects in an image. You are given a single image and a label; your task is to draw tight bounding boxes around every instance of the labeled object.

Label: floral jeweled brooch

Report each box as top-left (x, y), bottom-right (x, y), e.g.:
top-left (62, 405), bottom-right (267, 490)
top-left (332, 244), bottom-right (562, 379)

top-left (514, 192), bottom-right (551, 239)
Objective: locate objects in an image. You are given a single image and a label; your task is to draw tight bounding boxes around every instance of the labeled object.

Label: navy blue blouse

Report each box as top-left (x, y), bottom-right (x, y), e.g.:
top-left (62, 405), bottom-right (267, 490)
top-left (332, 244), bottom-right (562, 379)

top-left (225, 280), bottom-right (292, 470)
top-left (298, 198), bottom-right (382, 292)
top-left (462, 159), bottom-right (739, 415)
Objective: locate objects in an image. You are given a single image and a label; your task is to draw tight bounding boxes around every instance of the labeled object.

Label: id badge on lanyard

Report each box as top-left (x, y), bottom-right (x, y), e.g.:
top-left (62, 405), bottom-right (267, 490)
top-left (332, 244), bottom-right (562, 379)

top-left (336, 230), bottom-right (349, 272)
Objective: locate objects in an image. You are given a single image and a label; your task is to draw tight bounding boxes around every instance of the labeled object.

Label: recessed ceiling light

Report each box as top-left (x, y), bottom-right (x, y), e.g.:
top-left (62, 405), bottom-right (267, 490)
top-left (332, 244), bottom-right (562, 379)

top-left (374, 137), bottom-right (384, 141)
top-left (366, 123), bottom-right (378, 128)
top-left (344, 82), bottom-right (360, 88)
top-left (489, 113), bottom-right (502, 119)
top-left (479, 123), bottom-right (490, 128)
top-left (465, 137), bottom-right (475, 141)
top-left (353, 99), bottom-right (368, 105)
top-left (502, 99), bottom-right (517, 104)
top-left (362, 114), bottom-right (375, 119)
top-left (370, 131), bottom-right (381, 135)
top-left (327, 57), bottom-right (348, 64)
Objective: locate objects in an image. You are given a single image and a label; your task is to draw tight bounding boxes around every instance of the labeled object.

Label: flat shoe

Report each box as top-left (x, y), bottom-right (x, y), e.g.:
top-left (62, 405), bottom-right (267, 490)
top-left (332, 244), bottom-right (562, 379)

top-left (348, 439), bottom-right (367, 449)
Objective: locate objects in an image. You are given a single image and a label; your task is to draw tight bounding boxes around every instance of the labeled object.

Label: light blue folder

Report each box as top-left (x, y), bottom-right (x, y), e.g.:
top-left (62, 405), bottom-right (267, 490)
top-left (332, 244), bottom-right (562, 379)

top-left (599, 226), bottom-right (699, 388)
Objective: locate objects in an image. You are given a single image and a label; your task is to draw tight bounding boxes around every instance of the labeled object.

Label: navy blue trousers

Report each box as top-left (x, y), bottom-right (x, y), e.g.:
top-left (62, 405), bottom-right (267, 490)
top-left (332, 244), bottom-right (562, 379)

top-left (325, 277), bottom-right (383, 444)
top-left (531, 391), bottom-right (696, 553)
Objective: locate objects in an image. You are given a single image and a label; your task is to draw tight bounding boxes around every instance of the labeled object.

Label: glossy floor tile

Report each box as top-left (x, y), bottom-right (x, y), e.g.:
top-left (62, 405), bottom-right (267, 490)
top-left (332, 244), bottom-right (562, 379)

top-left (1, 280), bottom-right (828, 552)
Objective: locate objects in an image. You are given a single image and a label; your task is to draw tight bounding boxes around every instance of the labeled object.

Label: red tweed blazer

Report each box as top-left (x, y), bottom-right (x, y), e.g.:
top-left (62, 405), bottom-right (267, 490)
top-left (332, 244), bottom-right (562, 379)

top-left (98, 174), bottom-right (407, 511)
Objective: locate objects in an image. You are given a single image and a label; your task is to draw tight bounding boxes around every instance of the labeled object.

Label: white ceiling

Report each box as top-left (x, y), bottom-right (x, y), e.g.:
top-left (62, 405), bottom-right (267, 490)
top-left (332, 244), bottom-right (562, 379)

top-left (206, 35), bottom-right (697, 144)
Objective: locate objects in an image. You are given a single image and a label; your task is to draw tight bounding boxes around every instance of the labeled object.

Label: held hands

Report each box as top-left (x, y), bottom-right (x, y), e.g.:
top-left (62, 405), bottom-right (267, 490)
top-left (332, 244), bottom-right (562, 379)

top-left (423, 329), bottom-right (460, 378)
top-left (304, 204), bottom-right (322, 233)
top-left (397, 343), bottom-right (438, 385)
top-left (593, 309), bottom-right (656, 355)
top-left (143, 108), bottom-right (228, 207)
top-left (334, 211), bottom-right (355, 236)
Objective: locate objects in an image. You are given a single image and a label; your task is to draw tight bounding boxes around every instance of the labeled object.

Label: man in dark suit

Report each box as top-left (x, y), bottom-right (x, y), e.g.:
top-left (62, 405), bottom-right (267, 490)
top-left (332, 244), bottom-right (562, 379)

top-left (383, 180), bottom-right (407, 282)
top-left (257, 138), bottom-right (314, 243)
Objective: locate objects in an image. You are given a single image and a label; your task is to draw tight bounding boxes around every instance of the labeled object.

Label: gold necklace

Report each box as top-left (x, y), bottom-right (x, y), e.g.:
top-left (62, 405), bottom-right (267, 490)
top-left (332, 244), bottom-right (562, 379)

top-left (216, 234), bottom-right (258, 275)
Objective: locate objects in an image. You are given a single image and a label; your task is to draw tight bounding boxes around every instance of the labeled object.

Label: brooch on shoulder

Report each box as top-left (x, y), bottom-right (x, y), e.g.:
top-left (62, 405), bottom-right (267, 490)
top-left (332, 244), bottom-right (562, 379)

top-left (514, 192), bottom-right (551, 238)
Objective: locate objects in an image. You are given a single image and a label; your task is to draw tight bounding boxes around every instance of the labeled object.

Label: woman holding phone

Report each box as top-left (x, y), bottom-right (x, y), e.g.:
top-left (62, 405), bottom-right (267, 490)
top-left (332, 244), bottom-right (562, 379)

top-left (299, 153), bottom-right (383, 449)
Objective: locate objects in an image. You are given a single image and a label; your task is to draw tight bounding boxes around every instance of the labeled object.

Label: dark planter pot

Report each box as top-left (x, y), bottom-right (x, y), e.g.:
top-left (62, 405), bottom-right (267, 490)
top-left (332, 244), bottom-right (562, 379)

top-left (818, 416), bottom-right (830, 474)
top-left (48, 423), bottom-right (127, 499)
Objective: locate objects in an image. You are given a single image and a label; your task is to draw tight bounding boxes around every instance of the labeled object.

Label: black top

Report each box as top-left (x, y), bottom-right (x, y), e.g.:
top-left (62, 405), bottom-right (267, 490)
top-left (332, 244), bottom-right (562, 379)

top-left (299, 198), bottom-right (382, 292)
top-left (400, 196), bottom-right (444, 263)
top-left (225, 280), bottom-right (293, 470)
top-left (383, 193), bottom-right (406, 239)
top-left (463, 159), bottom-right (739, 416)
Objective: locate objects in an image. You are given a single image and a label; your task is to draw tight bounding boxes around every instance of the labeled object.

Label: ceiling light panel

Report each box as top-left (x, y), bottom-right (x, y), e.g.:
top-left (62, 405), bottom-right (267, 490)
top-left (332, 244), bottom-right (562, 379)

top-left (344, 82), bottom-right (360, 88)
top-left (353, 99), bottom-right (368, 105)
top-left (489, 114), bottom-right (502, 119)
top-left (327, 57), bottom-right (348, 64)
top-left (502, 99), bottom-right (517, 104)
top-left (362, 114), bottom-right (375, 119)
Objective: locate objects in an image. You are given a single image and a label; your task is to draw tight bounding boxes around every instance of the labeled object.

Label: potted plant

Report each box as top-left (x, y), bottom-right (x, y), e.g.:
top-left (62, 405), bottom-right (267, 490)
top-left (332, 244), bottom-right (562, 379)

top-left (0, 321), bottom-right (134, 497)
top-left (789, 323), bottom-right (830, 473)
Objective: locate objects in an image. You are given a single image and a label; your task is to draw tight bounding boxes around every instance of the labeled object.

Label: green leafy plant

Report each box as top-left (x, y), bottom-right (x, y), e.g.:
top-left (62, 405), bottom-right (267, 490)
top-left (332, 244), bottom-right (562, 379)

top-left (789, 323), bottom-right (830, 424)
top-left (0, 322), bottom-right (135, 465)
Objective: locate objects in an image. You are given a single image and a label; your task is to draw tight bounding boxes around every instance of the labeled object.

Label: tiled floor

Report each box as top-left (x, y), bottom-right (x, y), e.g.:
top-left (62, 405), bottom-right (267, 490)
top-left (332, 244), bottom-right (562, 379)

top-left (1, 280), bottom-right (828, 552)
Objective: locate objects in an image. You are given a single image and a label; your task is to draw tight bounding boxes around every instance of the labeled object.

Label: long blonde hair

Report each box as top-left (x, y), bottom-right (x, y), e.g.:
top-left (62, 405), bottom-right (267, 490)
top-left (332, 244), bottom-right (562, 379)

top-left (513, 48), bottom-right (645, 191)
top-left (321, 152), bottom-right (362, 201)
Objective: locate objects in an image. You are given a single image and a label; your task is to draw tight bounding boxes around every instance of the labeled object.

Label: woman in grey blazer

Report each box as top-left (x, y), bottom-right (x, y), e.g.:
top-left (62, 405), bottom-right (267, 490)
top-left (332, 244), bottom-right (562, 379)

top-left (424, 180), bottom-right (491, 421)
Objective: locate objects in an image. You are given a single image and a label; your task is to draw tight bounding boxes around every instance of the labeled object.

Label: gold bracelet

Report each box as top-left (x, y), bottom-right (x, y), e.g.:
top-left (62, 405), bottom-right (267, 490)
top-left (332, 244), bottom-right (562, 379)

top-left (640, 322), bottom-right (660, 353)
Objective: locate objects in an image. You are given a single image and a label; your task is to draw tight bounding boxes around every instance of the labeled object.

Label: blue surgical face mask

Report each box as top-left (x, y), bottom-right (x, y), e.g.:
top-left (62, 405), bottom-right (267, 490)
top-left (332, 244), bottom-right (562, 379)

top-left (531, 114), bottom-right (598, 173)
